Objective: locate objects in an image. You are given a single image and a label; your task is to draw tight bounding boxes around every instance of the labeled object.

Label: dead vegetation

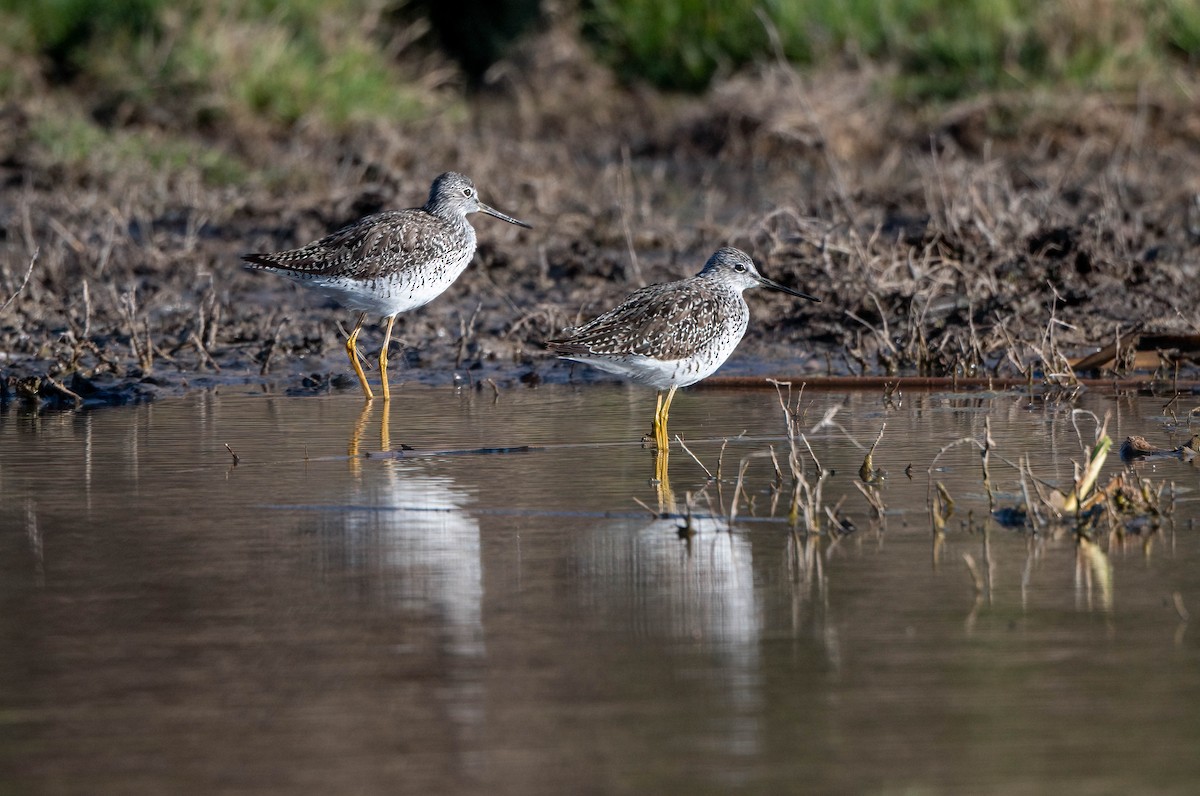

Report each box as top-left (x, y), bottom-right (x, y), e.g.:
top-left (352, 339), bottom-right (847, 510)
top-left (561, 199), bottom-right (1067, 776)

top-left (651, 382), bottom-right (1187, 621)
top-left (3, 22), bottom-right (1200, 409)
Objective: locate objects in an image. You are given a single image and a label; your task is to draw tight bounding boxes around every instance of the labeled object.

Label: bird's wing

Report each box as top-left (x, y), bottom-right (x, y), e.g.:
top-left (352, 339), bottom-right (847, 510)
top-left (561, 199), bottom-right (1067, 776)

top-left (242, 209), bottom-right (444, 280)
top-left (549, 280), bottom-right (730, 361)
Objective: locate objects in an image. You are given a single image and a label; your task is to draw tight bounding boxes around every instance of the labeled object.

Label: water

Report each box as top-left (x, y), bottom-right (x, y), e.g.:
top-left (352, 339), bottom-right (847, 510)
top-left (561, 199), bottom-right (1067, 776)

top-left (2, 385), bottom-right (1199, 794)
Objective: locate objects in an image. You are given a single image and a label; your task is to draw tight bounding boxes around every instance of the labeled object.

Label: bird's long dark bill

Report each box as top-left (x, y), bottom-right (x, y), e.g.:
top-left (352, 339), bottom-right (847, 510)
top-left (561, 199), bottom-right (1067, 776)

top-left (479, 202), bottom-right (533, 229)
top-left (759, 276), bottom-right (820, 302)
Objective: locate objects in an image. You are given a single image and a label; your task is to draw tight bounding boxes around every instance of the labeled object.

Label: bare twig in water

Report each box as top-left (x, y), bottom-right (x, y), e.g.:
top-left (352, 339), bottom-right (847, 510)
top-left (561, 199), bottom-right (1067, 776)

top-left (631, 496), bottom-right (659, 518)
top-left (698, 488), bottom-right (722, 525)
top-left (1018, 455), bottom-right (1045, 531)
top-left (1174, 592), bottom-right (1190, 623)
top-left (1076, 536), bottom-right (1113, 611)
top-left (727, 450), bottom-right (775, 523)
top-left (675, 435), bottom-right (715, 480)
top-left (853, 480), bottom-right (887, 520)
top-left (1069, 409), bottom-right (1105, 459)
top-left (224, 444), bottom-right (240, 465)
top-left (926, 439), bottom-right (984, 533)
top-left (809, 404), bottom-right (873, 452)
top-left (882, 380), bottom-right (902, 409)
top-left (767, 445), bottom-right (783, 487)
top-left (728, 457), bottom-right (751, 524)
top-left (858, 422), bottom-right (887, 483)
top-left (962, 552), bottom-right (984, 595)
top-left (713, 437), bottom-right (730, 508)
top-left (981, 417), bottom-right (997, 513)
top-left (769, 379), bottom-right (827, 532)
top-left (931, 481), bottom-right (955, 535)
top-left (1055, 422), bottom-right (1113, 515)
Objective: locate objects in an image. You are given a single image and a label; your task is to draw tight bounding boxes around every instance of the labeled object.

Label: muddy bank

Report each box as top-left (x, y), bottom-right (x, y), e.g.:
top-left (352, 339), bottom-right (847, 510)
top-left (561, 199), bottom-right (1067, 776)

top-left (2, 31), bottom-right (1199, 410)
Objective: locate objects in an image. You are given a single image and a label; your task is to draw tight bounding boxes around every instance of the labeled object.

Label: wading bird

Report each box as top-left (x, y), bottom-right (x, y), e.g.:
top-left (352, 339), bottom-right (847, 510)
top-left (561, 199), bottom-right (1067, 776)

top-left (548, 247), bottom-right (819, 450)
top-left (244, 172), bottom-right (531, 400)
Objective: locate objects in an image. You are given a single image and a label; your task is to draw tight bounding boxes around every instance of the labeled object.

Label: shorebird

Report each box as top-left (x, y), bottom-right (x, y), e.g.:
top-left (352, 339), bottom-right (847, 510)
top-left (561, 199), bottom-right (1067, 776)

top-left (547, 247), bottom-right (819, 450)
top-left (243, 172), bottom-right (531, 400)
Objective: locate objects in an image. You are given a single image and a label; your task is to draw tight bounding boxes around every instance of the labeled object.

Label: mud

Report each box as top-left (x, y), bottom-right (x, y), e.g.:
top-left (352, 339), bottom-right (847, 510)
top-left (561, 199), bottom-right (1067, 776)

top-left (3, 29), bottom-right (1200, 409)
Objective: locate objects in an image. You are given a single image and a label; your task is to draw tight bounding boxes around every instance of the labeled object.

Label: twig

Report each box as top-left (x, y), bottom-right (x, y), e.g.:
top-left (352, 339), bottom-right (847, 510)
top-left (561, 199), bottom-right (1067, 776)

top-left (1173, 592), bottom-right (1190, 623)
top-left (767, 444), bottom-right (783, 486)
top-left (675, 435), bottom-right (714, 479)
top-left (0, 247), bottom-right (38, 316)
top-left (259, 316), bottom-right (287, 376)
top-left (224, 444), bottom-right (240, 466)
top-left (631, 496), bottom-right (659, 517)
top-left (963, 552), bottom-right (984, 595)
top-left (118, 288), bottom-right (154, 373)
top-left (44, 376), bottom-right (83, 406)
top-left (455, 302), bottom-right (483, 368)
top-left (81, 279), bottom-right (92, 338)
top-left (190, 331), bottom-right (221, 372)
top-left (728, 457), bottom-right (751, 524)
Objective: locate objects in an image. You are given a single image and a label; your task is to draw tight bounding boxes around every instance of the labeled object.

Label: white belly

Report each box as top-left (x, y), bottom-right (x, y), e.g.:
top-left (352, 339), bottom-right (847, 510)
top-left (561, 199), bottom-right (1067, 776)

top-left (565, 345), bottom-right (735, 390)
top-left (294, 251), bottom-right (474, 318)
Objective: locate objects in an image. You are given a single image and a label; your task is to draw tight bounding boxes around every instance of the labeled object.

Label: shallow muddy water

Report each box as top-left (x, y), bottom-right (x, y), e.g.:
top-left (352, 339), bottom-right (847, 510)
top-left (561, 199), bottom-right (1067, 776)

top-left (2, 384), bottom-right (1199, 794)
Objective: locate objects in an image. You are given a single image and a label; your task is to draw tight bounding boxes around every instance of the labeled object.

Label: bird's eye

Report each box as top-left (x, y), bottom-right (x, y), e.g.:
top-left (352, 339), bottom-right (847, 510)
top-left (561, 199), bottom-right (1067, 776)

top-left (463, 187), bottom-right (474, 198)
top-left (734, 263), bottom-right (747, 272)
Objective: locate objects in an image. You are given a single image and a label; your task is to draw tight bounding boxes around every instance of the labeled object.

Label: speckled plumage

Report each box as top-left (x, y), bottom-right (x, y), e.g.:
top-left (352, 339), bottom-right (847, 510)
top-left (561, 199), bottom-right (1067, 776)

top-left (547, 247), bottom-right (817, 390)
top-left (243, 171), bottom-right (530, 399)
top-left (243, 172), bottom-right (529, 317)
top-left (547, 246), bottom-right (819, 450)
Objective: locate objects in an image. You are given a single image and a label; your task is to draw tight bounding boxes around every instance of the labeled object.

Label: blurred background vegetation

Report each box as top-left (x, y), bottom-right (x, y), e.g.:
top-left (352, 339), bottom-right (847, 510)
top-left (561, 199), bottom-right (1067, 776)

top-left (2, 0), bottom-right (1198, 183)
top-left (584, 0), bottom-right (1200, 94)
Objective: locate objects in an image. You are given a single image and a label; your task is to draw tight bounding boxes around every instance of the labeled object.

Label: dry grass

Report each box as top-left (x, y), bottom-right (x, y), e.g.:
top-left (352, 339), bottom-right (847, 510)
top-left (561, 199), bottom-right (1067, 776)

top-left (3, 19), bottom-right (1200, 407)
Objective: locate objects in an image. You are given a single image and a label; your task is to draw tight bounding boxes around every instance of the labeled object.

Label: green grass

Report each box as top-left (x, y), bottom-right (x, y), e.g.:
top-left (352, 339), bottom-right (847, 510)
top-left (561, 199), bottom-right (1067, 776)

top-left (4, 0), bottom-right (1199, 134)
top-left (0, 0), bottom-right (457, 191)
top-left (0, 0), bottom-right (160, 80)
top-left (1164, 0), bottom-right (1200, 56)
top-left (170, 14), bottom-right (430, 129)
top-left (30, 110), bottom-right (250, 186)
top-left (0, 0), bottom-right (442, 131)
top-left (585, 0), bottom-right (1200, 97)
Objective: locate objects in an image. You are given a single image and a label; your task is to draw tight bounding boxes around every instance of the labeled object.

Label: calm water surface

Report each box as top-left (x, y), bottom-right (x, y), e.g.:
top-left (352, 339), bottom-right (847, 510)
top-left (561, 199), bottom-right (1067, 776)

top-left (2, 384), bottom-right (1199, 794)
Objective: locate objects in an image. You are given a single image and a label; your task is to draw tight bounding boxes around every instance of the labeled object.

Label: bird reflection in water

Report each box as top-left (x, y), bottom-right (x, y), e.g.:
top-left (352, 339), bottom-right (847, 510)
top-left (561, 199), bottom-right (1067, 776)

top-left (348, 401), bottom-right (390, 475)
top-left (321, 400), bottom-right (486, 770)
top-left (653, 444), bottom-right (676, 517)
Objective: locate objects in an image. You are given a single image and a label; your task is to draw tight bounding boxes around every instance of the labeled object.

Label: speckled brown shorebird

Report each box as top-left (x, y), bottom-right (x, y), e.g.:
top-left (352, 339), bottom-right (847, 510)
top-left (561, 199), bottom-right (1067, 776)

top-left (547, 247), bottom-right (819, 450)
top-left (243, 172), bottom-right (531, 400)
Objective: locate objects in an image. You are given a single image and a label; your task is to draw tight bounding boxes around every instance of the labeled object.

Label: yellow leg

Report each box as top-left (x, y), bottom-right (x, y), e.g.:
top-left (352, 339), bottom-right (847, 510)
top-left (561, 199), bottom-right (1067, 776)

top-left (651, 391), bottom-right (664, 447)
top-left (653, 384), bottom-right (678, 452)
top-left (379, 314), bottom-right (397, 401)
top-left (663, 383), bottom-right (678, 421)
top-left (346, 311), bottom-right (374, 400)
